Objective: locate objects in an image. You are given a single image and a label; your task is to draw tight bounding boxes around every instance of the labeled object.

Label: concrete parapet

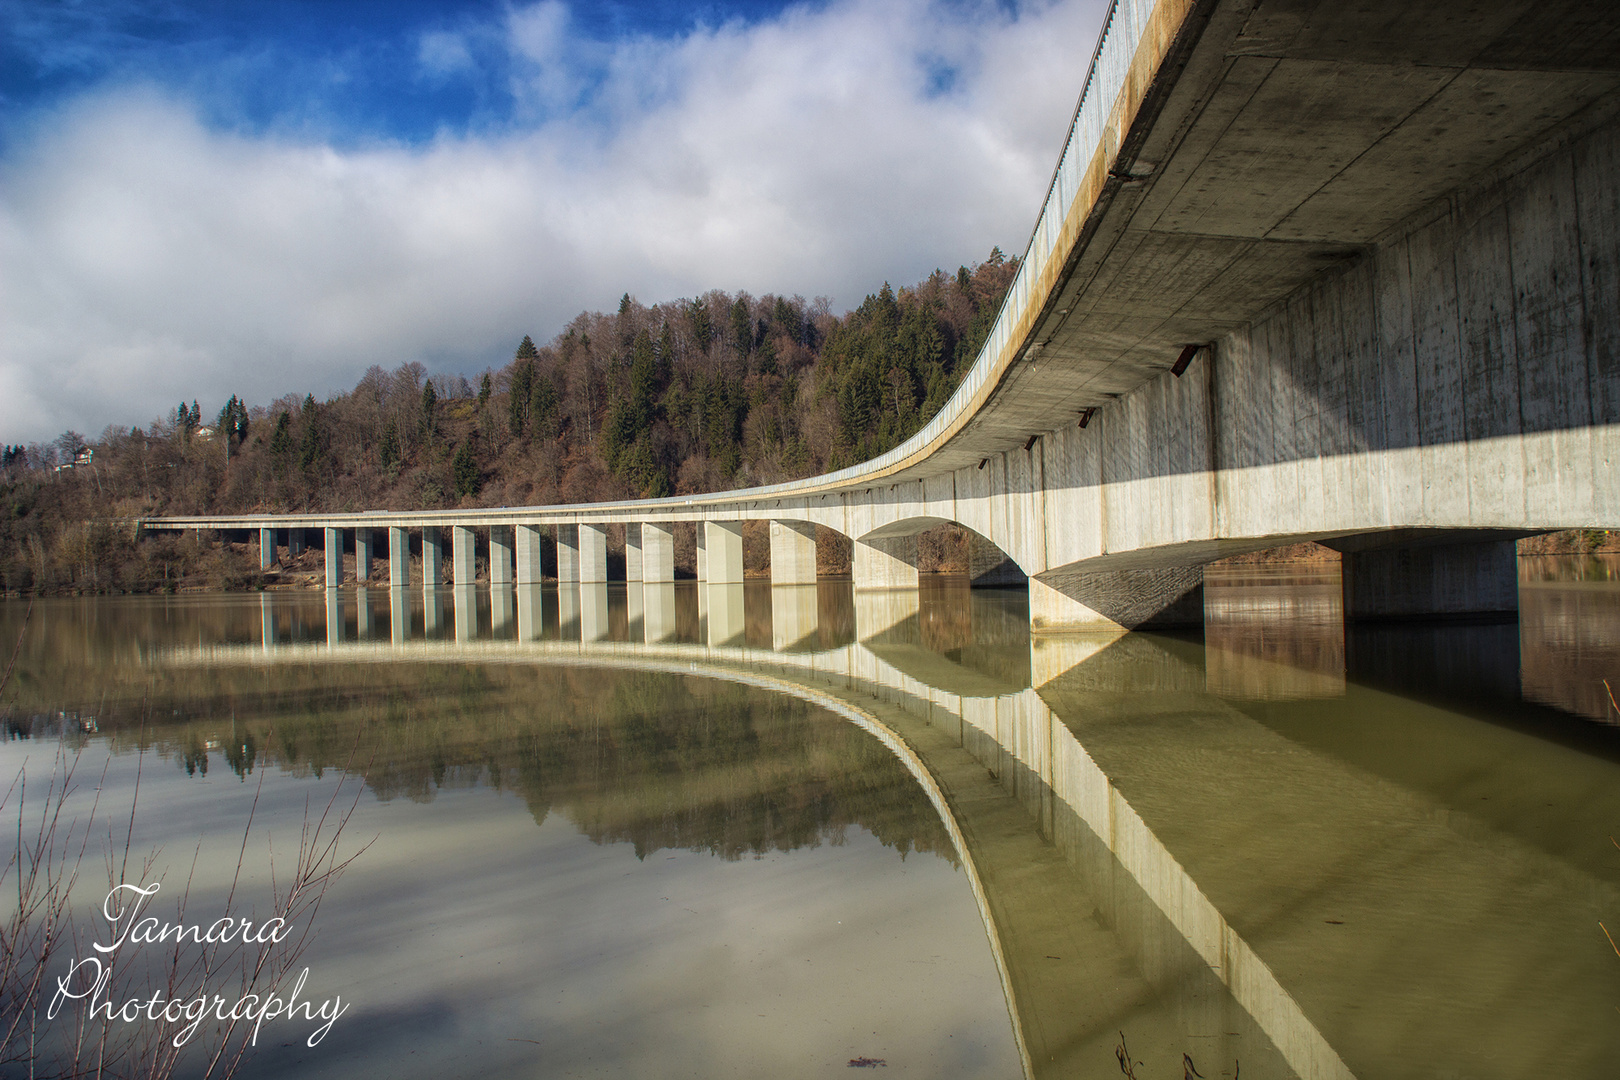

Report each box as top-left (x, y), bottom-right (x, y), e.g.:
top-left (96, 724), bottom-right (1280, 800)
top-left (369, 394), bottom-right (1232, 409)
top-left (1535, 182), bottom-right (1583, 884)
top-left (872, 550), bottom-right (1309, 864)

top-left (323, 527), bottom-right (342, 588)
top-left (451, 525), bottom-right (476, 584)
top-left (388, 526), bottom-right (410, 586)
top-left (515, 524), bottom-right (543, 585)
top-left (422, 529), bottom-right (442, 587)
top-left (769, 520), bottom-right (818, 584)
top-left (853, 535), bottom-right (919, 590)
top-left (556, 525), bottom-right (579, 583)
top-left (579, 524), bottom-right (608, 583)
top-left (705, 521), bottom-right (744, 584)
top-left (642, 523), bottom-right (674, 583)
top-left (489, 525), bottom-right (514, 585)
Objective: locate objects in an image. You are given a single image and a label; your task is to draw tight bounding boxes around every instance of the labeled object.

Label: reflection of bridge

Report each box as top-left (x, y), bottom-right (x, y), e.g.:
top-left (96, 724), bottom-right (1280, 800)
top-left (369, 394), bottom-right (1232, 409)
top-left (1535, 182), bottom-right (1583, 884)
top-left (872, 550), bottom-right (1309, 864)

top-left (156, 582), bottom-right (1620, 1079)
top-left (142, 0), bottom-right (1620, 630)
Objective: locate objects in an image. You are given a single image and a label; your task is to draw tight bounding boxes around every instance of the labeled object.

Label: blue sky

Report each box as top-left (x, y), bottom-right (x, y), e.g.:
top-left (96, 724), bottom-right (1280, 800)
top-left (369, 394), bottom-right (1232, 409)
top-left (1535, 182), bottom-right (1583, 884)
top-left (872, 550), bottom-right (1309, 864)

top-left (2, 1), bottom-right (811, 145)
top-left (0, 0), bottom-right (1105, 443)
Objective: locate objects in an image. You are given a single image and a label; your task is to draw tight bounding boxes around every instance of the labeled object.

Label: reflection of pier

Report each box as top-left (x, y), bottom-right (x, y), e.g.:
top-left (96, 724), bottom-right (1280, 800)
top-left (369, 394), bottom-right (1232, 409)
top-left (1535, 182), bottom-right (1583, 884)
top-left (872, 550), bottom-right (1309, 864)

top-left (165, 597), bottom-right (1333, 1078)
top-left (159, 577), bottom-right (1619, 1079)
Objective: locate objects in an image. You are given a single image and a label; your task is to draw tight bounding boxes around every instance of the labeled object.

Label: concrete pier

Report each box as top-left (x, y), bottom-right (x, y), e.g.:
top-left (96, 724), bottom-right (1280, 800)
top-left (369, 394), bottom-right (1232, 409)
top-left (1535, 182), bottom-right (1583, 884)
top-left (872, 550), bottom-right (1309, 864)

top-left (853, 535), bottom-right (918, 591)
top-left (556, 525), bottom-right (579, 584)
top-left (642, 523), bottom-right (675, 583)
top-left (625, 523), bottom-right (643, 582)
top-left (451, 525), bottom-right (475, 584)
top-left (422, 528), bottom-right (442, 587)
top-left (324, 527), bottom-right (342, 588)
top-left (515, 524), bottom-right (543, 585)
top-left (489, 525), bottom-right (514, 585)
top-left (259, 528), bottom-right (274, 570)
top-left (705, 521), bottom-right (744, 585)
top-left (355, 528), bottom-right (374, 583)
top-left (769, 521), bottom-right (817, 585)
top-left (388, 526), bottom-right (410, 586)
top-left (579, 524), bottom-right (608, 584)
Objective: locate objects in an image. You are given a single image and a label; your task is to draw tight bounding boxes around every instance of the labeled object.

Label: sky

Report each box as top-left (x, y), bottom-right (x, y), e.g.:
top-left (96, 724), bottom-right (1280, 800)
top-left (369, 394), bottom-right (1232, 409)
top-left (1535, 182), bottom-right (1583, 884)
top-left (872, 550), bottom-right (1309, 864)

top-left (0, 0), bottom-right (1108, 444)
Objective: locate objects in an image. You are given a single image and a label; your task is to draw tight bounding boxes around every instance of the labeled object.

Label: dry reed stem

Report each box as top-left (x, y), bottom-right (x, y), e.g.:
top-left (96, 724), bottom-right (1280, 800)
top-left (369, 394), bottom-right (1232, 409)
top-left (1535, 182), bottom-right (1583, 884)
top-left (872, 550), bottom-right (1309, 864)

top-left (0, 601), bottom-right (370, 1080)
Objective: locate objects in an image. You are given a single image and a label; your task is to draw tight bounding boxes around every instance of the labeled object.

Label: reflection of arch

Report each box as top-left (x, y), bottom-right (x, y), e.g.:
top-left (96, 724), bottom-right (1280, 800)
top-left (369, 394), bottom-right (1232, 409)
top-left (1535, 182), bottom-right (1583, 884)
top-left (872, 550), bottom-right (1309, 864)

top-left (155, 635), bottom-right (1323, 1077)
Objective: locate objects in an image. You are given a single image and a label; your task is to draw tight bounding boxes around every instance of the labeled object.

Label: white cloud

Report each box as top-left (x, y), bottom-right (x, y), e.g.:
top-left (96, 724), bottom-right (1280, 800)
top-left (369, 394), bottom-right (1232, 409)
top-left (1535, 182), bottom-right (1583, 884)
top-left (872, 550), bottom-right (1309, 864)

top-left (0, 0), bottom-right (1107, 443)
top-left (417, 30), bottom-right (475, 78)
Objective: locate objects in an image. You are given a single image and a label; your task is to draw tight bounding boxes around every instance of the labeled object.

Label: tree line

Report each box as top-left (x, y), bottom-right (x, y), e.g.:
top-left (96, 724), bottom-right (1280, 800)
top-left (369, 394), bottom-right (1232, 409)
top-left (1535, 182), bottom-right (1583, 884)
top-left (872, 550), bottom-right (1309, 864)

top-left (0, 250), bottom-right (1018, 593)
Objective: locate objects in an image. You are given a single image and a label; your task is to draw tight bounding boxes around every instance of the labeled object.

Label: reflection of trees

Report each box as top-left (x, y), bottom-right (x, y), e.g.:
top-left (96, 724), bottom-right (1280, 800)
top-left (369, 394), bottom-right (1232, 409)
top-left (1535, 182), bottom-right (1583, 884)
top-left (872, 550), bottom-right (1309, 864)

top-left (7, 657), bottom-right (954, 865)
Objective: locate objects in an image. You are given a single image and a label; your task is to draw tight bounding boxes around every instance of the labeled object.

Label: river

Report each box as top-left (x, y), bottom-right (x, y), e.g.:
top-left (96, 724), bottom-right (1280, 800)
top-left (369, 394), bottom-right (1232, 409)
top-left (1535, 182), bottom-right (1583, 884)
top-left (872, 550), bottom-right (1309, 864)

top-left (2, 557), bottom-right (1617, 1078)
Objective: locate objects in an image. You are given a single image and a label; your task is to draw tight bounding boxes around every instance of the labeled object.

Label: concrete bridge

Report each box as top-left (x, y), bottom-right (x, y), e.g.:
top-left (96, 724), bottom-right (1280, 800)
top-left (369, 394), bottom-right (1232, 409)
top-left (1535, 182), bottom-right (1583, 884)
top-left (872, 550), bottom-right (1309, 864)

top-left (142, 0), bottom-right (1620, 630)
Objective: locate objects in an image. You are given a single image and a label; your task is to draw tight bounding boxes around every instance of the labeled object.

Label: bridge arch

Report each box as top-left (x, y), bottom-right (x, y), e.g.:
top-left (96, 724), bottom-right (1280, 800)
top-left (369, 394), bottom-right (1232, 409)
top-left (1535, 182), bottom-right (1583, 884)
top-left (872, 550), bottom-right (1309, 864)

top-left (850, 517), bottom-right (1029, 591)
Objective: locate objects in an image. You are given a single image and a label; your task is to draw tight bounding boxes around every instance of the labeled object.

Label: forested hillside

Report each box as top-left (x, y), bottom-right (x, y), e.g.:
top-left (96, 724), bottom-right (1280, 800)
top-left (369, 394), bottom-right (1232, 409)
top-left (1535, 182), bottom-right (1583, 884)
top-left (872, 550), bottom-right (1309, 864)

top-left (0, 251), bottom-right (1019, 593)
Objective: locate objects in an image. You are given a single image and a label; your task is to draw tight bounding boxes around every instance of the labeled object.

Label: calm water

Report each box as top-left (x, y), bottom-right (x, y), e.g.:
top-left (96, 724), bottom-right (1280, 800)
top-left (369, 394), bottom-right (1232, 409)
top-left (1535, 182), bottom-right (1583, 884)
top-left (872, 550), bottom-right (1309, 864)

top-left (2, 559), bottom-right (1618, 1079)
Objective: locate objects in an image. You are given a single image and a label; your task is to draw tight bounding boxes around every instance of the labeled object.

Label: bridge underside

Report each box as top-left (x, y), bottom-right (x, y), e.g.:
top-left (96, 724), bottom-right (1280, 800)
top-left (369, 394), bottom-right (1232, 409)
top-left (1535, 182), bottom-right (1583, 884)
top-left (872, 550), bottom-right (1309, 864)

top-left (916, 0), bottom-right (1620, 472)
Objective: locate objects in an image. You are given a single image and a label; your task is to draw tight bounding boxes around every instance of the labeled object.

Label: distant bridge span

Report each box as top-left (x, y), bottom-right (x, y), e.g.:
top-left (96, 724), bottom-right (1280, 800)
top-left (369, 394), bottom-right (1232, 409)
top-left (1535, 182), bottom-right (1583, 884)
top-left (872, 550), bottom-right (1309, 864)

top-left (144, 0), bottom-right (1620, 629)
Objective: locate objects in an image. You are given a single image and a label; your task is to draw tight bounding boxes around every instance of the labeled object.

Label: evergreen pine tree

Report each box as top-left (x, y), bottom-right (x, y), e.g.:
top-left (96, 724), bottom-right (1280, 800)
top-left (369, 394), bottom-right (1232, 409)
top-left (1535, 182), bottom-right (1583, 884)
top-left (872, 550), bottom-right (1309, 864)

top-left (509, 361), bottom-right (534, 437)
top-left (730, 297), bottom-right (752, 355)
top-left (268, 411), bottom-right (293, 457)
top-left (298, 413), bottom-right (322, 475)
top-left (690, 299), bottom-right (712, 352)
top-left (452, 439), bottom-right (481, 497)
top-left (420, 382), bottom-right (437, 440)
